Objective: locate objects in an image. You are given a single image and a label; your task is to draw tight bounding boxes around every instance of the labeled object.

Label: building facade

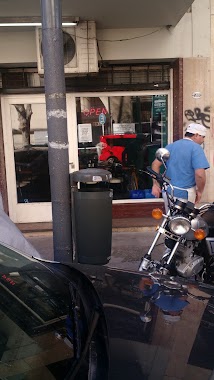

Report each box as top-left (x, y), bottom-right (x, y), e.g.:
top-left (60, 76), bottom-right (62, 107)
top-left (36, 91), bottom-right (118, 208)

top-left (0, 0), bottom-right (213, 223)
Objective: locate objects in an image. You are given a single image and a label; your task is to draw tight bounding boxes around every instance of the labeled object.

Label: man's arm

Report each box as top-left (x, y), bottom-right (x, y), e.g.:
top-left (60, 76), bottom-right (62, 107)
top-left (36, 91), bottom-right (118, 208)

top-left (195, 168), bottom-right (206, 203)
top-left (151, 158), bottom-right (163, 198)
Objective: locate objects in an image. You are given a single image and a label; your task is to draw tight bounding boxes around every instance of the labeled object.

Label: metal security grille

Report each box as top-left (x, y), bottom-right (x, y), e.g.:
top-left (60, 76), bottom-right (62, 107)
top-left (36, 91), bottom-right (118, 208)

top-left (106, 64), bottom-right (170, 85)
top-left (0, 63), bottom-right (170, 91)
top-left (1, 71), bottom-right (29, 88)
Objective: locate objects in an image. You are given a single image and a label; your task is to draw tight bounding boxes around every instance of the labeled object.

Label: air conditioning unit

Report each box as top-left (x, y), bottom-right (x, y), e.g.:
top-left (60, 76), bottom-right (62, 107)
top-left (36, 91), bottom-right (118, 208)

top-left (36, 21), bottom-right (98, 75)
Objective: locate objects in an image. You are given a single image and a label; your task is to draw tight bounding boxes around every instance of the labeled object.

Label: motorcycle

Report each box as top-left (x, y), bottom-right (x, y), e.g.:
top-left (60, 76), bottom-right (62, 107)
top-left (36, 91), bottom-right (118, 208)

top-left (139, 148), bottom-right (214, 284)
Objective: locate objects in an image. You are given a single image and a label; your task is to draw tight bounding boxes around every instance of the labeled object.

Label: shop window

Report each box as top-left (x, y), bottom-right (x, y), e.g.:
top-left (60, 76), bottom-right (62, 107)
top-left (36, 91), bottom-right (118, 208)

top-left (76, 94), bottom-right (168, 200)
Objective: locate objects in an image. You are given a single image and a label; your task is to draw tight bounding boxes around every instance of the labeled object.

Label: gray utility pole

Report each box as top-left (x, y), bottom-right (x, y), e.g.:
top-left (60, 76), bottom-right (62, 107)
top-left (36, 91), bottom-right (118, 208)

top-left (40, 0), bottom-right (73, 262)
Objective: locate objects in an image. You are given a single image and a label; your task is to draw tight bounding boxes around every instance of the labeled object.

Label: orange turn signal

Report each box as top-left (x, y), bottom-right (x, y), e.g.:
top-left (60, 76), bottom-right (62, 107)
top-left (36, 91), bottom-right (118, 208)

top-left (152, 208), bottom-right (163, 220)
top-left (194, 229), bottom-right (206, 240)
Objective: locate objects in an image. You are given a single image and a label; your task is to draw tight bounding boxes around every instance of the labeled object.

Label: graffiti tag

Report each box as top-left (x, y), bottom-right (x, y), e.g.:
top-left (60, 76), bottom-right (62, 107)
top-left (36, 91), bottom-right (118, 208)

top-left (184, 106), bottom-right (210, 129)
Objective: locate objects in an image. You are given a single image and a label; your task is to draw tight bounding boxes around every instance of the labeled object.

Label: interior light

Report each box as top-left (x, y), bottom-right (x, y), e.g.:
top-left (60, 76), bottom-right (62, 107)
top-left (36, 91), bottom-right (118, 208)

top-left (0, 22), bottom-right (78, 26)
top-left (0, 23), bottom-right (41, 27)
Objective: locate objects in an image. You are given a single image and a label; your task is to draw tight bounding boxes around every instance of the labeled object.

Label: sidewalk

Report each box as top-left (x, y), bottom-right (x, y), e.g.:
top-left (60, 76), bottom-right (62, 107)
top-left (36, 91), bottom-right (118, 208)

top-left (23, 218), bottom-right (164, 271)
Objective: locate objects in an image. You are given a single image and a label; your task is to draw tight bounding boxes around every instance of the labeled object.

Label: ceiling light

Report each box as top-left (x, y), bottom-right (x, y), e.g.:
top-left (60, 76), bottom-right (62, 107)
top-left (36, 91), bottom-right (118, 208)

top-left (0, 17), bottom-right (79, 27)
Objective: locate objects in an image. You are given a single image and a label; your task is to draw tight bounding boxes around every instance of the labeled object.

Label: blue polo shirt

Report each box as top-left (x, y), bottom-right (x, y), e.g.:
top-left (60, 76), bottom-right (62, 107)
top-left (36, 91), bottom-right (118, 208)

top-left (165, 139), bottom-right (210, 199)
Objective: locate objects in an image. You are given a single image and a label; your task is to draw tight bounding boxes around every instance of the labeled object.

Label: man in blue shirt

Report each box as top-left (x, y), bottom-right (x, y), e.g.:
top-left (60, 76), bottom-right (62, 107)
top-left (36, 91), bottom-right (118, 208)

top-left (151, 123), bottom-right (210, 204)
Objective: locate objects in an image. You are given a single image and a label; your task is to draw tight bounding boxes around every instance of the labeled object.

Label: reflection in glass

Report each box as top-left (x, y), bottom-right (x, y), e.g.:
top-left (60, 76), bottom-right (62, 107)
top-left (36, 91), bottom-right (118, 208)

top-left (0, 247), bottom-right (74, 379)
top-left (11, 103), bottom-right (51, 203)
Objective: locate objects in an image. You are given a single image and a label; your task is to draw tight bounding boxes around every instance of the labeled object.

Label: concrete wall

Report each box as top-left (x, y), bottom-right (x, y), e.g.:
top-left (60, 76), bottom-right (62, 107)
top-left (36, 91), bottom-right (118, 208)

top-left (0, 30), bottom-right (36, 63)
top-left (183, 57), bottom-right (212, 202)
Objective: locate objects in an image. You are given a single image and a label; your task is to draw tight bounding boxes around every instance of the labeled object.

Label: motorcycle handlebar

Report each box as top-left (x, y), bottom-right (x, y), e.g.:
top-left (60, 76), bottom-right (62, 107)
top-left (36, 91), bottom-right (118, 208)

top-left (146, 166), bottom-right (171, 187)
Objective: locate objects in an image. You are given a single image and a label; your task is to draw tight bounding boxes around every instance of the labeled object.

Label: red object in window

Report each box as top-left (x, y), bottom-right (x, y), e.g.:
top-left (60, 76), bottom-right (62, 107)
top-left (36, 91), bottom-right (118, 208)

top-left (99, 134), bottom-right (137, 162)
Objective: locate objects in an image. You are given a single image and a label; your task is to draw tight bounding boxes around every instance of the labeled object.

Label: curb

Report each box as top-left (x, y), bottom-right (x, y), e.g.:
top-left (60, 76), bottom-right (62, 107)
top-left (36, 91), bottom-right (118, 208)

top-left (112, 226), bottom-right (156, 232)
top-left (23, 225), bottom-right (156, 237)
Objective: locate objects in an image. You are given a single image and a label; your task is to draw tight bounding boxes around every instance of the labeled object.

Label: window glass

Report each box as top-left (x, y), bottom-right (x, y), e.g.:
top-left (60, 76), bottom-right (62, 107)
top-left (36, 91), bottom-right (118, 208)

top-left (11, 103), bottom-right (51, 204)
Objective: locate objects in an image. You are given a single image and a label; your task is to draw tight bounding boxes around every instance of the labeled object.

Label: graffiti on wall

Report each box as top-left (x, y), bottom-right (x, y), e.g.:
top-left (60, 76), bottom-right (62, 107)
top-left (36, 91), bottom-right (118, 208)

top-left (184, 106), bottom-right (210, 129)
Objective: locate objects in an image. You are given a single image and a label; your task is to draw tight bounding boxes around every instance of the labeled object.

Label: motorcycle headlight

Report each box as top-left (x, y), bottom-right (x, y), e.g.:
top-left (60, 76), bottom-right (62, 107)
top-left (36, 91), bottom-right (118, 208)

top-left (168, 216), bottom-right (191, 235)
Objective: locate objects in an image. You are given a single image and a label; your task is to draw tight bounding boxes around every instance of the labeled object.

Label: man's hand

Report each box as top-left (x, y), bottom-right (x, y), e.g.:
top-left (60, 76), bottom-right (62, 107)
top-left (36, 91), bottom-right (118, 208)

top-left (152, 183), bottom-right (161, 198)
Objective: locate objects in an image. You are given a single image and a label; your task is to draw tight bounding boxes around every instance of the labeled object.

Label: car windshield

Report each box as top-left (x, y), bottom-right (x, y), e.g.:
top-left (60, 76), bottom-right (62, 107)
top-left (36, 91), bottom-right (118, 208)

top-left (0, 244), bottom-right (75, 379)
top-left (0, 242), bottom-right (35, 268)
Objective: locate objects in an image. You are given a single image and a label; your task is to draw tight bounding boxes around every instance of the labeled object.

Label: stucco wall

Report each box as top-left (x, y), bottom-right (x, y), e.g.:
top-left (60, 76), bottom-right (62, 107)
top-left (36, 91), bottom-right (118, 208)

top-left (183, 57), bottom-right (212, 202)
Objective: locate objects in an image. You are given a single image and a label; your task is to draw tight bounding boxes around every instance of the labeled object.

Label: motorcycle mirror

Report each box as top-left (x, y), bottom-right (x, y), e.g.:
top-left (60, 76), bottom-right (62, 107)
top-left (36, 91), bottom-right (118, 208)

top-left (155, 148), bottom-right (170, 171)
top-left (155, 148), bottom-right (170, 163)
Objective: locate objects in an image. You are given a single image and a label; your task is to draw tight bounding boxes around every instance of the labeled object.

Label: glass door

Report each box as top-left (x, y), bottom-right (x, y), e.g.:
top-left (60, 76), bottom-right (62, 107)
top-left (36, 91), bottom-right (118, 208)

top-left (1, 95), bottom-right (52, 223)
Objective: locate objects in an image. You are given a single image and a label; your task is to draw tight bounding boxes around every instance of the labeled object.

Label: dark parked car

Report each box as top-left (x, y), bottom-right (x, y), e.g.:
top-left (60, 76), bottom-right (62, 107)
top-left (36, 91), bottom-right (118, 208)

top-left (1, 238), bottom-right (214, 379)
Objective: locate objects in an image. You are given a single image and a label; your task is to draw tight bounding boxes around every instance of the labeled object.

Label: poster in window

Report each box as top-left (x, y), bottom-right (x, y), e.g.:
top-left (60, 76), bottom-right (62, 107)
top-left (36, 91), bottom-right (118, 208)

top-left (78, 124), bottom-right (92, 143)
top-left (113, 123), bottom-right (135, 135)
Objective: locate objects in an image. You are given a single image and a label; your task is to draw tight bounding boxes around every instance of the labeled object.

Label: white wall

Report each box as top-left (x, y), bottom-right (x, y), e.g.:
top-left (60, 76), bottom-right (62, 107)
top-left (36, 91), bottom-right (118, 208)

top-left (97, 20), bottom-right (193, 61)
top-left (0, 0), bottom-right (210, 64)
top-left (0, 30), bottom-right (37, 63)
top-left (192, 0), bottom-right (210, 57)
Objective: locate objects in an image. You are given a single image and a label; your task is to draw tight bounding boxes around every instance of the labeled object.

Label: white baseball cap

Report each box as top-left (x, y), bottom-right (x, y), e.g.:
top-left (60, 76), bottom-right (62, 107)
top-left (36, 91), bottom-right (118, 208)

top-left (186, 123), bottom-right (207, 137)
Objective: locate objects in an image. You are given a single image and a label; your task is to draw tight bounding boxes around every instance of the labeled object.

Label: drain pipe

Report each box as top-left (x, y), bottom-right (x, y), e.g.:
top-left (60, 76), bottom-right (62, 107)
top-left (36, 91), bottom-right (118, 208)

top-left (40, 0), bottom-right (72, 262)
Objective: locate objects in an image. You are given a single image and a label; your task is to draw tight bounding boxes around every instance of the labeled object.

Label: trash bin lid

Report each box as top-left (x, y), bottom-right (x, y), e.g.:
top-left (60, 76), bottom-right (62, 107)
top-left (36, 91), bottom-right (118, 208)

top-left (70, 168), bottom-right (112, 184)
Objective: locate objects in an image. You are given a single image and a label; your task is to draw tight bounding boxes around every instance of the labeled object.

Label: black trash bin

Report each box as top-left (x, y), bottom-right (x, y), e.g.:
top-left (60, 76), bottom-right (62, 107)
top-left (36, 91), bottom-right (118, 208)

top-left (70, 168), bottom-right (113, 265)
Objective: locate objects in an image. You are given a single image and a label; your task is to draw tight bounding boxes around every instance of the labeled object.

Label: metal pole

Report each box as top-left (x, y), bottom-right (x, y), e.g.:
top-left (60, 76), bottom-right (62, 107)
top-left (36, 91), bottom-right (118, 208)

top-left (40, 0), bottom-right (73, 262)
